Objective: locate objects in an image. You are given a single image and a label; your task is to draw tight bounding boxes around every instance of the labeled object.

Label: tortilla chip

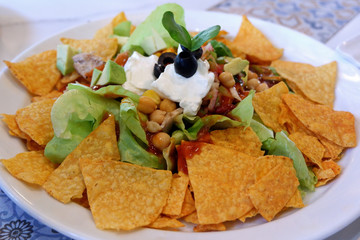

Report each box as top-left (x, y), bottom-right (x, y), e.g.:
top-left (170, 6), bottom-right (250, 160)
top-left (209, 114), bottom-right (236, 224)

top-left (254, 155), bottom-right (294, 182)
top-left (162, 173), bottom-right (189, 216)
top-left (239, 208), bottom-right (258, 222)
top-left (271, 60), bottom-right (337, 106)
top-left (285, 189), bottom-right (304, 208)
top-left (232, 15), bottom-right (283, 62)
top-left (253, 81), bottom-right (289, 132)
top-left (177, 186), bottom-right (196, 218)
top-left (184, 142), bottom-right (256, 224)
top-left (4, 50), bottom-right (61, 96)
top-left (182, 211), bottom-right (199, 224)
top-left (313, 160), bottom-right (341, 187)
top-left (282, 93), bottom-right (356, 147)
top-left (1, 114), bottom-right (29, 139)
top-left (248, 163), bottom-right (299, 221)
top-left (26, 140), bottom-right (44, 151)
top-left (15, 99), bottom-right (55, 146)
top-left (194, 223), bottom-right (226, 232)
top-left (60, 71), bottom-right (81, 84)
top-left (31, 90), bottom-right (63, 102)
top-left (289, 131), bottom-right (325, 168)
top-left (147, 215), bottom-right (184, 229)
top-left (210, 126), bottom-right (264, 157)
top-left (94, 12), bottom-right (129, 39)
top-left (320, 137), bottom-right (344, 159)
top-left (80, 158), bottom-right (172, 231)
top-left (60, 38), bottom-right (118, 61)
top-left (43, 115), bottom-right (120, 203)
top-left (1, 151), bottom-right (57, 185)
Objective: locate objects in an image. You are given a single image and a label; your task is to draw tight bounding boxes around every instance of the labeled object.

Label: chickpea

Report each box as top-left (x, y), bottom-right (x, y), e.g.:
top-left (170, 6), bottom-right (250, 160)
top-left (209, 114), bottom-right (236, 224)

top-left (152, 132), bottom-right (171, 150)
top-left (137, 96), bottom-right (157, 114)
top-left (142, 90), bottom-right (161, 105)
top-left (146, 121), bottom-right (162, 133)
top-left (150, 110), bottom-right (166, 124)
top-left (256, 83), bottom-right (269, 92)
top-left (248, 70), bottom-right (258, 80)
top-left (160, 99), bottom-right (176, 112)
top-left (219, 72), bottom-right (235, 88)
top-left (247, 78), bottom-right (260, 90)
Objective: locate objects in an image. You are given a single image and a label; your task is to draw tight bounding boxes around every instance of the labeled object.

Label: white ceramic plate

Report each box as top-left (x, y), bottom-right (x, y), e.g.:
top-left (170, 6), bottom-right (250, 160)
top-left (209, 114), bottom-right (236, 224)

top-left (0, 10), bottom-right (359, 240)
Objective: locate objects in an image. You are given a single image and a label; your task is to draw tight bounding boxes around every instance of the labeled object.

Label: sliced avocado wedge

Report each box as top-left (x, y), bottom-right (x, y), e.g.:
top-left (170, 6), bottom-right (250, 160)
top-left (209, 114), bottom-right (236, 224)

top-left (141, 29), bottom-right (167, 55)
top-left (113, 21), bottom-right (131, 37)
top-left (56, 44), bottom-right (80, 75)
top-left (224, 58), bottom-right (249, 75)
top-left (96, 60), bottom-right (126, 86)
top-left (90, 68), bottom-right (102, 87)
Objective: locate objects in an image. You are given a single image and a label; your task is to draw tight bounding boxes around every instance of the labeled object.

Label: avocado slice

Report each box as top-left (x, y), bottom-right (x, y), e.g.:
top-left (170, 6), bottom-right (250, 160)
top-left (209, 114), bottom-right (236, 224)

top-left (96, 60), bottom-right (126, 86)
top-left (224, 58), bottom-right (249, 75)
top-left (113, 21), bottom-right (131, 37)
top-left (90, 68), bottom-right (102, 87)
top-left (56, 44), bottom-right (80, 75)
top-left (141, 29), bottom-right (167, 55)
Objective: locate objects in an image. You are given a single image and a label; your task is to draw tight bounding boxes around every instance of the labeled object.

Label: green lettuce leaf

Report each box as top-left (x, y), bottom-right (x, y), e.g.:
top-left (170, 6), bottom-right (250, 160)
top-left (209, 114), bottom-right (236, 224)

top-left (229, 90), bottom-right (255, 128)
top-left (67, 83), bottom-right (140, 103)
top-left (118, 98), bottom-right (166, 169)
top-left (44, 88), bottom-right (120, 163)
top-left (250, 119), bottom-right (274, 142)
top-left (262, 131), bottom-right (317, 192)
top-left (174, 114), bottom-right (204, 141)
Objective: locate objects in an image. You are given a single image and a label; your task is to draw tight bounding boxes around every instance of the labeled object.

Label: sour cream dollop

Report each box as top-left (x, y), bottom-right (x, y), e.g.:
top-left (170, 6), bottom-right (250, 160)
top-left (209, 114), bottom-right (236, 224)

top-left (122, 51), bottom-right (158, 95)
top-left (151, 59), bottom-right (215, 116)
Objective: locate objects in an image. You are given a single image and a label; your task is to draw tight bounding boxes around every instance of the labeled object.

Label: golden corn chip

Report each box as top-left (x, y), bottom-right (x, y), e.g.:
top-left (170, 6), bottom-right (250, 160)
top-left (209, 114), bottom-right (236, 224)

top-left (239, 207), bottom-right (258, 222)
top-left (289, 131), bottom-right (325, 168)
top-left (43, 116), bottom-right (120, 203)
top-left (31, 90), bottom-right (63, 102)
top-left (254, 155), bottom-right (294, 182)
top-left (210, 126), bottom-right (264, 157)
top-left (60, 38), bottom-right (118, 61)
top-left (177, 186), bottom-right (196, 218)
top-left (313, 160), bottom-right (341, 187)
top-left (320, 137), bottom-right (343, 159)
top-left (162, 173), bottom-right (189, 216)
top-left (282, 93), bottom-right (356, 148)
top-left (4, 50), bottom-right (61, 96)
top-left (285, 189), bottom-right (304, 208)
top-left (248, 163), bottom-right (299, 221)
top-left (1, 114), bottom-right (29, 140)
top-left (271, 60), bottom-right (337, 106)
top-left (60, 71), bottom-right (81, 85)
top-left (15, 99), bottom-right (55, 146)
top-left (184, 142), bottom-right (256, 224)
top-left (72, 189), bottom-right (90, 209)
top-left (182, 211), bottom-right (199, 224)
top-left (253, 81), bottom-right (289, 132)
top-left (147, 215), bottom-right (184, 229)
top-left (26, 140), bottom-right (44, 151)
top-left (194, 223), bottom-right (226, 232)
top-left (94, 12), bottom-right (129, 39)
top-left (1, 151), bottom-right (57, 186)
top-left (79, 158), bottom-right (172, 231)
top-left (232, 15), bottom-right (283, 62)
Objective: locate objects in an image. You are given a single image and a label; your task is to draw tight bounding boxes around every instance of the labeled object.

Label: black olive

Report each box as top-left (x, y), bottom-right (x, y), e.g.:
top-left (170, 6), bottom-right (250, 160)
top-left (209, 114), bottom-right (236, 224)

top-left (180, 45), bottom-right (203, 59)
top-left (158, 52), bottom-right (176, 66)
top-left (153, 63), bottom-right (164, 78)
top-left (174, 51), bottom-right (198, 78)
top-left (192, 47), bottom-right (203, 59)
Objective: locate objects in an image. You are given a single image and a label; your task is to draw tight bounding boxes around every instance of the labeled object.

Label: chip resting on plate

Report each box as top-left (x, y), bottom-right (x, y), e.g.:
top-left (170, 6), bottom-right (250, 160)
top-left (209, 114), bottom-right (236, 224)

top-left (60, 38), bottom-right (118, 61)
top-left (4, 50), bottom-right (61, 96)
top-left (147, 215), bottom-right (184, 229)
top-left (210, 126), bottom-right (264, 157)
top-left (1, 114), bottom-right (29, 140)
top-left (79, 158), bottom-right (172, 231)
top-left (271, 60), bottom-right (337, 106)
top-left (253, 81), bottom-right (289, 132)
top-left (94, 12), bottom-right (133, 39)
top-left (282, 93), bottom-right (356, 148)
top-left (15, 99), bottom-right (55, 146)
top-left (232, 15), bottom-right (283, 62)
top-left (1, 151), bottom-right (57, 186)
top-left (43, 115), bottom-right (120, 203)
top-left (183, 142), bottom-right (256, 224)
top-left (162, 173), bottom-right (189, 216)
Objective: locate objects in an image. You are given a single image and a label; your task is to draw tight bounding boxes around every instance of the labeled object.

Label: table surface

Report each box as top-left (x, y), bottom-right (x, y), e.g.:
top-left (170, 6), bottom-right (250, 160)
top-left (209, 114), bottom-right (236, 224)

top-left (0, 0), bottom-right (359, 239)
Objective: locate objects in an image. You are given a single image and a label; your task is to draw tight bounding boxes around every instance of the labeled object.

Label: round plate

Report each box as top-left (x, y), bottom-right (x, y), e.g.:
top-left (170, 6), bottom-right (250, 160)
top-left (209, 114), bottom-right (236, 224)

top-left (0, 10), bottom-right (359, 240)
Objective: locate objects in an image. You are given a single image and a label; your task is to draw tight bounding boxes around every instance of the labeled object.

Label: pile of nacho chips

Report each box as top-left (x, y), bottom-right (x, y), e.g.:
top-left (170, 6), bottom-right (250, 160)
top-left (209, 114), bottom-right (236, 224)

top-left (1, 8), bottom-right (357, 234)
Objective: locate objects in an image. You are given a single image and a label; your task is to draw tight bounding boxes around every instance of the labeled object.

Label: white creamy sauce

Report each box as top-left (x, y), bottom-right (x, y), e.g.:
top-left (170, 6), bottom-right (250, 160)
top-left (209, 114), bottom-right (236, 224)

top-left (122, 51), bottom-right (158, 95)
top-left (151, 59), bottom-right (215, 116)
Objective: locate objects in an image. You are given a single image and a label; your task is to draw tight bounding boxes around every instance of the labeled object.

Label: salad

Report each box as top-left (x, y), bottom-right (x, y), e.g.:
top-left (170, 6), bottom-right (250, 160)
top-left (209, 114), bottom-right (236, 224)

top-left (1, 3), bottom-right (357, 233)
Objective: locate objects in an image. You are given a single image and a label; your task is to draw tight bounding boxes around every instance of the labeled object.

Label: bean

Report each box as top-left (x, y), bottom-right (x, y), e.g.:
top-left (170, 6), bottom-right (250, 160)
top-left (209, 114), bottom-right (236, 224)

top-left (152, 132), bottom-right (171, 150)
top-left (137, 96), bottom-right (157, 114)
top-left (219, 72), bottom-right (235, 88)
top-left (160, 99), bottom-right (176, 112)
top-left (146, 121), bottom-right (162, 133)
top-left (256, 83), bottom-right (269, 92)
top-left (247, 78), bottom-right (260, 90)
top-left (142, 90), bottom-right (161, 105)
top-left (150, 110), bottom-right (166, 124)
top-left (248, 70), bottom-right (258, 80)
